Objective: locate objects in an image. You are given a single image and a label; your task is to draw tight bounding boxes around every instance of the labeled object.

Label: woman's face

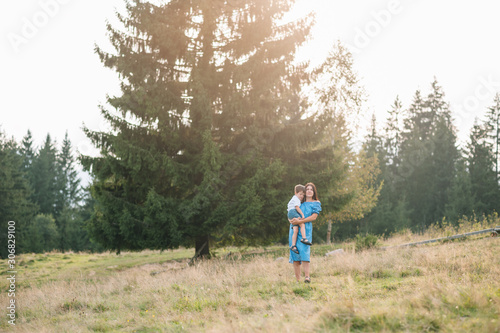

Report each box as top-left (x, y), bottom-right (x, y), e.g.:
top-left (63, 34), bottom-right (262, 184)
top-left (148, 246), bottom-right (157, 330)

top-left (305, 186), bottom-right (314, 199)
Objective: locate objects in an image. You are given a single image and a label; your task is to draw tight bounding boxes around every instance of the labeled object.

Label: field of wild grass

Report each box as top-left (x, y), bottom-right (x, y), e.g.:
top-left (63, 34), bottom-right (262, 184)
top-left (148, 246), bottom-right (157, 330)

top-left (1, 217), bottom-right (499, 332)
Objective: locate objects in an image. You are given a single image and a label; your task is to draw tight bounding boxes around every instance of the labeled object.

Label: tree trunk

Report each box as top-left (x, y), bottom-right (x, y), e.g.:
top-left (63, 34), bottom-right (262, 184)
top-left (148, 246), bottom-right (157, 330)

top-left (195, 235), bottom-right (210, 259)
top-left (326, 220), bottom-right (332, 244)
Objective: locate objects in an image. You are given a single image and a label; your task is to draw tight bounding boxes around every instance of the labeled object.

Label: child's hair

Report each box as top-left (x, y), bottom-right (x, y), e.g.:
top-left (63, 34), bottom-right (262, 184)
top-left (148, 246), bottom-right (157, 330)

top-left (294, 184), bottom-right (305, 194)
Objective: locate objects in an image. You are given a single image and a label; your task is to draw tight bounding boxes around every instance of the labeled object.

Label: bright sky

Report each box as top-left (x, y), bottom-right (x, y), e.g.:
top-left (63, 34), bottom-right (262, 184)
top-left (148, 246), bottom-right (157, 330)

top-left (1, 0), bottom-right (500, 184)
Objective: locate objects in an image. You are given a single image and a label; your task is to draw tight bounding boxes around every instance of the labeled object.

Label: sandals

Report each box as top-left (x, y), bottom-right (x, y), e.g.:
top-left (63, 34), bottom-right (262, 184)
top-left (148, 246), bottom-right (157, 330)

top-left (305, 276), bottom-right (311, 283)
top-left (290, 245), bottom-right (299, 254)
top-left (300, 238), bottom-right (312, 246)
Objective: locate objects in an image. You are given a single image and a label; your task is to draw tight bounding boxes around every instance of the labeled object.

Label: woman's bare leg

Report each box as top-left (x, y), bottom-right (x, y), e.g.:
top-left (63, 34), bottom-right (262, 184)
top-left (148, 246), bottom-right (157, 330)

top-left (293, 261), bottom-right (301, 281)
top-left (303, 261), bottom-right (310, 280)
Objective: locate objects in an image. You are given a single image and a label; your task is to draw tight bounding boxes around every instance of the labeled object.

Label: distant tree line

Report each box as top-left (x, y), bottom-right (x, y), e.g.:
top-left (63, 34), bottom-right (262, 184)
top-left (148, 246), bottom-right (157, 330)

top-left (329, 81), bottom-right (500, 241)
top-left (0, 130), bottom-right (102, 258)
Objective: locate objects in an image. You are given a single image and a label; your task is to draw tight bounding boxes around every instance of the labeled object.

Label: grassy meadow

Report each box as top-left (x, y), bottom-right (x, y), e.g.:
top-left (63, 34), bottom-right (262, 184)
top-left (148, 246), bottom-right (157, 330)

top-left (1, 218), bottom-right (499, 332)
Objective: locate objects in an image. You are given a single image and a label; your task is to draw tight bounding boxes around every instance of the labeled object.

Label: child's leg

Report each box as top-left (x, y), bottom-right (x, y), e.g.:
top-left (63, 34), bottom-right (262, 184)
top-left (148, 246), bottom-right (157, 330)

top-left (292, 226), bottom-right (299, 246)
top-left (299, 223), bottom-right (306, 240)
top-left (299, 223), bottom-right (312, 245)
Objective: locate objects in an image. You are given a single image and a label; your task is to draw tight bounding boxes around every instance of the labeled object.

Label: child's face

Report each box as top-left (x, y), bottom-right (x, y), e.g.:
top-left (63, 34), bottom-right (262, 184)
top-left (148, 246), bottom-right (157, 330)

top-left (296, 191), bottom-right (305, 201)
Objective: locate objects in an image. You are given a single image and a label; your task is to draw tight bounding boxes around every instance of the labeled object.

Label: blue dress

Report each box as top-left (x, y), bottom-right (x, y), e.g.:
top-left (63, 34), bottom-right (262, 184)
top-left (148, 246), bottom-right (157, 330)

top-left (289, 201), bottom-right (322, 263)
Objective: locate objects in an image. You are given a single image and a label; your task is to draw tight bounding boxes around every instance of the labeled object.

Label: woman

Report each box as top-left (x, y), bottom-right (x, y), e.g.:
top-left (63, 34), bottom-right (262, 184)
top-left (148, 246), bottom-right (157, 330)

top-left (289, 182), bottom-right (321, 283)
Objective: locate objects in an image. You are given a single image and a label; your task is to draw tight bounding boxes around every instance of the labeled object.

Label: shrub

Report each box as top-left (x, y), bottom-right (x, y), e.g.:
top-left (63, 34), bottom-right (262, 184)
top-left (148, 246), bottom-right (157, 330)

top-left (355, 234), bottom-right (378, 251)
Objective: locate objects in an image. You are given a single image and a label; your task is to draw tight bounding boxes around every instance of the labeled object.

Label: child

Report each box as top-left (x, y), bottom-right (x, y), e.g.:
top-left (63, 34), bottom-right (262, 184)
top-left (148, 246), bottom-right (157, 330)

top-left (287, 184), bottom-right (312, 254)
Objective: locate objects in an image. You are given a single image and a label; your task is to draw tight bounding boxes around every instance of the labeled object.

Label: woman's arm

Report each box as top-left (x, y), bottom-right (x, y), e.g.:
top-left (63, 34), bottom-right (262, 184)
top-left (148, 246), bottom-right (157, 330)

top-left (290, 213), bottom-right (318, 225)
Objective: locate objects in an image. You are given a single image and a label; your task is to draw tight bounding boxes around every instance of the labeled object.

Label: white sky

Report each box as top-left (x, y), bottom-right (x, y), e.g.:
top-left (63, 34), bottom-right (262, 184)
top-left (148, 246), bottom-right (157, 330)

top-left (1, 0), bottom-right (500, 184)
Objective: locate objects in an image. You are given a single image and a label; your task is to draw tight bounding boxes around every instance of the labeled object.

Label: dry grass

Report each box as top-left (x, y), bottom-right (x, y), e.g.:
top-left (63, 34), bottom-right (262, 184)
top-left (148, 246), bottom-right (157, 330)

top-left (1, 219), bottom-right (499, 332)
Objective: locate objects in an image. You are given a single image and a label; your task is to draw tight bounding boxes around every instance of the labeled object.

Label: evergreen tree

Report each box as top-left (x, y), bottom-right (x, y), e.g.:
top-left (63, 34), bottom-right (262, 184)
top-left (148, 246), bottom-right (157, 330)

top-left (81, 0), bottom-right (341, 255)
top-left (444, 156), bottom-right (474, 222)
top-left (56, 132), bottom-right (82, 212)
top-left (466, 122), bottom-right (498, 215)
top-left (20, 130), bottom-right (35, 176)
top-left (399, 90), bottom-right (434, 229)
top-left (365, 113), bottom-right (385, 162)
top-left (384, 96), bottom-right (403, 167)
top-left (398, 80), bottom-right (458, 229)
top-left (426, 80), bottom-right (458, 221)
top-left (19, 129), bottom-right (38, 212)
top-left (485, 93), bottom-right (500, 182)
top-left (54, 132), bottom-right (83, 252)
top-left (31, 134), bottom-right (58, 216)
top-left (382, 97), bottom-right (405, 203)
top-left (383, 98), bottom-right (412, 232)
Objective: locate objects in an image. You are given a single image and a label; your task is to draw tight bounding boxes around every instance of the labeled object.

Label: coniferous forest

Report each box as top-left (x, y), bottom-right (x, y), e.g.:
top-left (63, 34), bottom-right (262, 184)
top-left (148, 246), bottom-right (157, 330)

top-left (1, 1), bottom-right (500, 258)
top-left (326, 84), bottom-right (500, 242)
top-left (0, 131), bottom-right (102, 258)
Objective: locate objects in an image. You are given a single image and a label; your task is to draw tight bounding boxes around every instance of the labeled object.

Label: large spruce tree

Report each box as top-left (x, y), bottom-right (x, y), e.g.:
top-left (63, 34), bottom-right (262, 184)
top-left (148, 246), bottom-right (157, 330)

top-left (82, 0), bottom-right (340, 255)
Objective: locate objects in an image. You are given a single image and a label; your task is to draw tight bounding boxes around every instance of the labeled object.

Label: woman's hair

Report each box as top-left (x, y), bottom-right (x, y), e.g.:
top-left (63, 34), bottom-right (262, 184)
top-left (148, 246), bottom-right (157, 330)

top-left (305, 182), bottom-right (319, 201)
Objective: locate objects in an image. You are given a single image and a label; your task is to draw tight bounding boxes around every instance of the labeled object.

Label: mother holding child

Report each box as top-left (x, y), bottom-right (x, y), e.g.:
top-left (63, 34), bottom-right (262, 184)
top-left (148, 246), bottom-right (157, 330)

top-left (287, 182), bottom-right (322, 283)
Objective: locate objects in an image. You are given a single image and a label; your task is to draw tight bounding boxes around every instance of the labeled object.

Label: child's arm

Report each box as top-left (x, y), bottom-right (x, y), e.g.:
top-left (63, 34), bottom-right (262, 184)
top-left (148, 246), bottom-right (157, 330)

top-left (295, 205), bottom-right (305, 219)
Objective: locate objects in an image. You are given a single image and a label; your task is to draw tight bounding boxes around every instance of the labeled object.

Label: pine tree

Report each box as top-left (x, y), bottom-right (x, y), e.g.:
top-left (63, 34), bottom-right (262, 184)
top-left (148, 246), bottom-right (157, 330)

top-left (466, 122), bottom-right (498, 215)
top-left (54, 132), bottom-right (83, 252)
top-left (365, 113), bottom-right (384, 161)
top-left (426, 79), bottom-right (458, 221)
top-left (381, 96), bottom-right (405, 213)
top-left (444, 156), bottom-right (474, 222)
top-left (383, 97), bottom-right (413, 232)
top-left (81, 0), bottom-right (341, 255)
top-left (384, 96), bottom-right (403, 169)
top-left (485, 93), bottom-right (500, 182)
top-left (20, 130), bottom-right (35, 175)
top-left (19, 130), bottom-right (38, 213)
top-left (56, 132), bottom-right (82, 212)
top-left (31, 134), bottom-right (58, 216)
top-left (399, 90), bottom-right (434, 229)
